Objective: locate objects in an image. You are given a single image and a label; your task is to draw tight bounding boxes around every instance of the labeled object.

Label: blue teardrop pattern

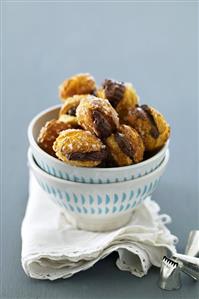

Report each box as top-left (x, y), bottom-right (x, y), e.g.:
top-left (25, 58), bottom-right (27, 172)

top-left (69, 204), bottom-right (74, 212)
top-left (81, 177), bottom-right (86, 183)
top-left (62, 200), bottom-right (68, 210)
top-left (112, 206), bottom-right (117, 213)
top-left (42, 182), bottom-right (46, 192)
top-left (39, 180), bottom-right (160, 215)
top-left (122, 192), bottom-right (126, 202)
top-left (114, 194), bottom-right (119, 204)
top-left (97, 195), bottom-right (102, 205)
top-left (129, 190), bottom-right (134, 201)
top-left (119, 204), bottom-right (124, 212)
top-left (105, 207), bottom-right (109, 214)
top-left (147, 182), bottom-right (153, 194)
top-left (57, 189), bottom-right (63, 199)
top-left (45, 183), bottom-right (51, 194)
top-left (76, 206), bottom-right (82, 214)
top-left (73, 176), bottom-right (78, 182)
top-left (136, 188), bottom-right (141, 198)
top-left (64, 172), bottom-right (70, 180)
top-left (141, 185), bottom-right (148, 197)
top-left (51, 186), bottom-right (57, 197)
top-left (105, 194), bottom-right (110, 205)
top-left (131, 200), bottom-right (137, 208)
top-left (152, 179), bottom-right (159, 192)
top-left (73, 193), bottom-right (78, 203)
top-left (81, 194), bottom-right (86, 205)
top-left (56, 197), bottom-right (64, 208)
top-left (83, 206), bottom-right (88, 214)
top-left (89, 195), bottom-right (94, 205)
top-left (64, 192), bottom-right (70, 202)
top-left (125, 203), bottom-right (130, 211)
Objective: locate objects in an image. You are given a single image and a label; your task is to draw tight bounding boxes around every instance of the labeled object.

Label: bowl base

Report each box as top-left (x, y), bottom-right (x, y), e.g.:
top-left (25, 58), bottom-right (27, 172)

top-left (62, 210), bottom-right (133, 232)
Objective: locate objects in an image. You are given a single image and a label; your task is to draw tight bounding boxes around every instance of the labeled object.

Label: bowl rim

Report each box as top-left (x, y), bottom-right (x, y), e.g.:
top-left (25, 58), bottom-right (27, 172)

top-left (28, 147), bottom-right (170, 187)
top-left (28, 104), bottom-right (170, 173)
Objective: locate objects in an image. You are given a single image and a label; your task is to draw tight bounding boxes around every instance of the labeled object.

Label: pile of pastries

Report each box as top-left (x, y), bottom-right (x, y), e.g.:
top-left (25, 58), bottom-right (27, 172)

top-left (37, 73), bottom-right (170, 168)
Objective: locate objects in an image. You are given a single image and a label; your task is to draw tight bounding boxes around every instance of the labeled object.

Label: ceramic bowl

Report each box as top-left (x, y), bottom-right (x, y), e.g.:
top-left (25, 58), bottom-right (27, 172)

top-left (28, 105), bottom-right (169, 184)
top-left (28, 148), bottom-right (170, 232)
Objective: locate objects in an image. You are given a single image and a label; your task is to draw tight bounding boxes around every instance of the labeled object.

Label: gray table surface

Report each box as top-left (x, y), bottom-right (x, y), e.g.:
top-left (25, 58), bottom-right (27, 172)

top-left (1, 1), bottom-right (198, 299)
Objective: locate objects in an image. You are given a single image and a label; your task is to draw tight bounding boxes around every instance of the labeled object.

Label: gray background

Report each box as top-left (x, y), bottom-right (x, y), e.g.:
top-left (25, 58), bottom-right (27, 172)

top-left (1, 1), bottom-right (198, 299)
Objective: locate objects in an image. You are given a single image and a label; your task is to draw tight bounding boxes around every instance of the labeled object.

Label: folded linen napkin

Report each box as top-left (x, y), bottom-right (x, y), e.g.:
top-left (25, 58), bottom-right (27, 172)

top-left (21, 172), bottom-right (178, 280)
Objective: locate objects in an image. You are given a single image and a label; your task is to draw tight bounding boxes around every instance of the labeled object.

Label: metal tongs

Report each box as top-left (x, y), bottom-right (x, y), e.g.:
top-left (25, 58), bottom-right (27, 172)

top-left (159, 230), bottom-right (199, 290)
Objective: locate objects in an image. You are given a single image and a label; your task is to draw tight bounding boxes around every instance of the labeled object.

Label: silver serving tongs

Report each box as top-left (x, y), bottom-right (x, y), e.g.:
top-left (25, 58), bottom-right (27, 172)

top-left (159, 230), bottom-right (199, 290)
top-left (172, 253), bottom-right (199, 281)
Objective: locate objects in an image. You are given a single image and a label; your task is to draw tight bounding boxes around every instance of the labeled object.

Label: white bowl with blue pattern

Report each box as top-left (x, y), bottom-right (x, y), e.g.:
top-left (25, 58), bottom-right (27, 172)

top-left (28, 105), bottom-right (169, 184)
top-left (28, 148), bottom-right (170, 232)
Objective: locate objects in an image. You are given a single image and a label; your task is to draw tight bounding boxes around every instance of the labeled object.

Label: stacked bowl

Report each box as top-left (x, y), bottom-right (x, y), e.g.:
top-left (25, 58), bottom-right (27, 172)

top-left (28, 105), bottom-right (169, 232)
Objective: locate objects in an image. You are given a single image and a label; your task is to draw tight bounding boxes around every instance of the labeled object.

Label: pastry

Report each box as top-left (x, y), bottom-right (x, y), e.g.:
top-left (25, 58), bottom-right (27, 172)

top-left (105, 124), bottom-right (144, 167)
top-left (37, 119), bottom-right (70, 156)
top-left (53, 129), bottom-right (107, 167)
top-left (76, 95), bottom-right (119, 139)
top-left (127, 104), bottom-right (170, 151)
top-left (58, 114), bottom-right (79, 128)
top-left (59, 73), bottom-right (96, 100)
top-left (59, 95), bottom-right (85, 128)
top-left (97, 79), bottom-right (139, 120)
top-left (59, 95), bottom-right (84, 116)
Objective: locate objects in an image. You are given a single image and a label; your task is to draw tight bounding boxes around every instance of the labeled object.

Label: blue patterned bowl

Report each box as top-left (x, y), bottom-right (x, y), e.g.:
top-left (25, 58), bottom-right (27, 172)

top-left (28, 148), bottom-right (170, 232)
top-left (28, 105), bottom-right (169, 184)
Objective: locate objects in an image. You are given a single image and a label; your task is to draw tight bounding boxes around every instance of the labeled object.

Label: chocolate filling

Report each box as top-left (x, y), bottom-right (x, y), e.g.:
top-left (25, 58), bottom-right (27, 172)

top-left (66, 149), bottom-right (107, 161)
top-left (67, 107), bottom-right (77, 116)
top-left (92, 110), bottom-right (114, 139)
top-left (140, 105), bottom-right (160, 139)
top-left (114, 132), bottom-right (135, 162)
top-left (103, 79), bottom-right (125, 107)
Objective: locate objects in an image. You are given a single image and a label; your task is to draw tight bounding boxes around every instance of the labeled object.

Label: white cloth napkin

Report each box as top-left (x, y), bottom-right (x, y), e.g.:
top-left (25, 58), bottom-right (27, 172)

top-left (21, 173), bottom-right (178, 280)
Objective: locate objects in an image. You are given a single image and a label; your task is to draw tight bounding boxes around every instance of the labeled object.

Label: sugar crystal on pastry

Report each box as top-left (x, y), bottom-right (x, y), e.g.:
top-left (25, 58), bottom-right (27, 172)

top-left (53, 129), bottom-right (107, 167)
top-left (59, 73), bottom-right (96, 101)
top-left (76, 95), bottom-right (119, 139)
top-left (127, 104), bottom-right (170, 151)
top-left (105, 124), bottom-right (144, 167)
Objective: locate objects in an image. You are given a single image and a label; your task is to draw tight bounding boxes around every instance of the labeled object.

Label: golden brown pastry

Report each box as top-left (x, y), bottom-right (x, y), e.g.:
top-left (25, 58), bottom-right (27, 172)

top-left (58, 114), bottom-right (79, 128)
top-left (59, 73), bottom-right (96, 101)
top-left (76, 95), bottom-right (119, 139)
top-left (37, 119), bottom-right (71, 156)
top-left (97, 79), bottom-right (139, 120)
top-left (105, 125), bottom-right (144, 167)
top-left (127, 104), bottom-right (170, 151)
top-left (59, 95), bottom-right (84, 116)
top-left (53, 129), bottom-right (107, 167)
top-left (58, 95), bottom-right (85, 128)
